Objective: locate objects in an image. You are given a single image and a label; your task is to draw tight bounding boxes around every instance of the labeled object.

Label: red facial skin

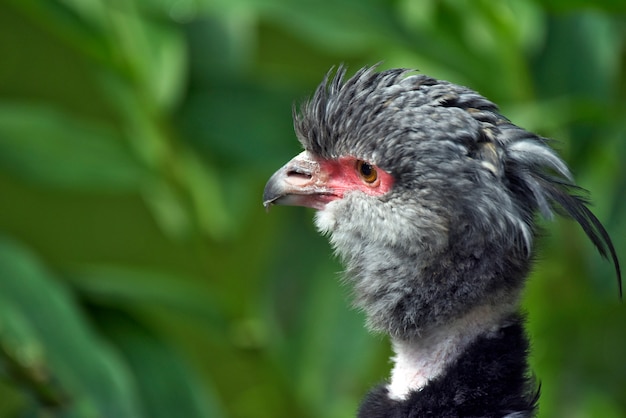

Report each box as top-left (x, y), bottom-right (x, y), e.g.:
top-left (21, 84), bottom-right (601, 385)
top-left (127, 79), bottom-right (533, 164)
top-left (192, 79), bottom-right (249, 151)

top-left (263, 151), bottom-right (394, 210)
top-left (317, 156), bottom-right (394, 202)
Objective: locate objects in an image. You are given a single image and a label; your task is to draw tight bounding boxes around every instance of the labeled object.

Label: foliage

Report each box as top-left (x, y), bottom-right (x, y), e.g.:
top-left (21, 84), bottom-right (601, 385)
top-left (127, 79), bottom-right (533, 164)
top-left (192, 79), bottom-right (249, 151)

top-left (0, 0), bottom-right (624, 417)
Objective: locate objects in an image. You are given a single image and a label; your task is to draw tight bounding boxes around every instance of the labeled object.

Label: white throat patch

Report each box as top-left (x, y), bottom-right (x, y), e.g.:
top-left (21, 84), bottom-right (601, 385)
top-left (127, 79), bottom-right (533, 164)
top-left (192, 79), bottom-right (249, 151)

top-left (387, 303), bottom-right (513, 401)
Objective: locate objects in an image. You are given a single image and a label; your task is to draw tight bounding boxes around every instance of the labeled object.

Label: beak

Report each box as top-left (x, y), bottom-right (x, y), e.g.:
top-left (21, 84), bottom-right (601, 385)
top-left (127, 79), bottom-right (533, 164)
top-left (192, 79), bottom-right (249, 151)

top-left (263, 151), bottom-right (337, 210)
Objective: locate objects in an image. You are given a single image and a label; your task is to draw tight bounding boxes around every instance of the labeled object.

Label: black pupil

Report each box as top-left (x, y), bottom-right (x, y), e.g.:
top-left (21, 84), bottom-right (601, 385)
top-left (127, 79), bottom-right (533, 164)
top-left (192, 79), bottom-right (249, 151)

top-left (360, 162), bottom-right (373, 177)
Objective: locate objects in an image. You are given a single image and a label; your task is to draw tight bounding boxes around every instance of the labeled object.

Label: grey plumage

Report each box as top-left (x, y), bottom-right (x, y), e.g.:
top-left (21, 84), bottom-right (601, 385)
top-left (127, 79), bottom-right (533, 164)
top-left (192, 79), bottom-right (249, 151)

top-left (290, 66), bottom-right (619, 338)
top-left (264, 66), bottom-right (621, 416)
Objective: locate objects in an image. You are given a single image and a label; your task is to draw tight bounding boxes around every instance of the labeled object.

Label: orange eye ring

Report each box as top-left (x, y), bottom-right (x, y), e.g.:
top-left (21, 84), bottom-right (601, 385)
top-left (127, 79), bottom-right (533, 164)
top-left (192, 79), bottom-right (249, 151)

top-left (356, 160), bottom-right (378, 184)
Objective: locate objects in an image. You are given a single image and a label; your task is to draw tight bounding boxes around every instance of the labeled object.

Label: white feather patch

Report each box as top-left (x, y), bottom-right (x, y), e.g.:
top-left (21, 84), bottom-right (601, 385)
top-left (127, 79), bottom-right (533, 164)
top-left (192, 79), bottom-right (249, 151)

top-left (387, 302), bottom-right (515, 401)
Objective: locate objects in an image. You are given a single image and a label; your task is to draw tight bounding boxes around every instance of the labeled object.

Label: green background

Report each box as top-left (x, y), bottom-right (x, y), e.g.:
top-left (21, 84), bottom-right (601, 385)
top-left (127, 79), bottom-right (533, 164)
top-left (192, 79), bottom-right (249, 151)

top-left (0, 0), bottom-right (624, 417)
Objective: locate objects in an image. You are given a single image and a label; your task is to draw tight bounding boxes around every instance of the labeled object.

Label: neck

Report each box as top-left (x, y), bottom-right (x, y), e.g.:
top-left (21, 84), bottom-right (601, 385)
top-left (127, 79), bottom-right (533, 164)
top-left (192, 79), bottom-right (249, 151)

top-left (387, 302), bottom-right (515, 400)
top-left (358, 310), bottom-right (538, 417)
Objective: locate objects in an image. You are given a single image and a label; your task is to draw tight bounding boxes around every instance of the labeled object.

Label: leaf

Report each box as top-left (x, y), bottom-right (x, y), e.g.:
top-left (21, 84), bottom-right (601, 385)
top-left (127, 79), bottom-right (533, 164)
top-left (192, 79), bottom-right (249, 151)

top-left (6, 0), bottom-right (114, 65)
top-left (287, 265), bottom-right (384, 418)
top-left (535, 0), bottom-right (626, 13)
top-left (0, 296), bottom-right (65, 408)
top-left (12, 0), bottom-right (187, 112)
top-left (97, 313), bottom-right (226, 418)
top-left (175, 150), bottom-right (233, 240)
top-left (65, 264), bottom-right (226, 328)
top-left (177, 80), bottom-right (297, 166)
top-left (0, 102), bottom-right (148, 191)
top-left (0, 237), bottom-right (144, 417)
top-left (105, 2), bottom-right (187, 112)
top-left (141, 178), bottom-right (194, 240)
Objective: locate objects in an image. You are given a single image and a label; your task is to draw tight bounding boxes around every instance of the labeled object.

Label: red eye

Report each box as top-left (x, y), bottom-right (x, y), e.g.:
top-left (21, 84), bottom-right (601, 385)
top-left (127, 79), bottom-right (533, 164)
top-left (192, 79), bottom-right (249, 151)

top-left (356, 160), bottom-right (378, 183)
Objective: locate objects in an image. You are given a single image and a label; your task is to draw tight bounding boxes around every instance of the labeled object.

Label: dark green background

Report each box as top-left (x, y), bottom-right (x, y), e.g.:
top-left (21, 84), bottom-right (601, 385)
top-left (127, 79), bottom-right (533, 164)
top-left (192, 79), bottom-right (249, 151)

top-left (0, 0), bottom-right (624, 417)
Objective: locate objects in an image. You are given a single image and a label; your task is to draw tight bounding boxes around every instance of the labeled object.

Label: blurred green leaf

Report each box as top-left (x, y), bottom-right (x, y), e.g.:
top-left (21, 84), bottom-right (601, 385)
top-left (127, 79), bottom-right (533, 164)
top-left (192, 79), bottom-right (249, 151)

top-left (6, 0), bottom-right (114, 66)
top-left (0, 102), bottom-right (147, 191)
top-left (66, 264), bottom-right (225, 326)
top-left (285, 264), bottom-right (385, 418)
top-left (178, 80), bottom-right (297, 166)
top-left (96, 313), bottom-right (225, 418)
top-left (535, 0), bottom-right (626, 12)
top-left (259, 0), bottom-right (400, 54)
top-left (0, 237), bottom-right (143, 417)
top-left (175, 150), bottom-right (233, 239)
top-left (141, 178), bottom-right (194, 240)
top-left (105, 3), bottom-right (187, 111)
top-left (11, 0), bottom-right (187, 112)
top-left (0, 295), bottom-right (65, 409)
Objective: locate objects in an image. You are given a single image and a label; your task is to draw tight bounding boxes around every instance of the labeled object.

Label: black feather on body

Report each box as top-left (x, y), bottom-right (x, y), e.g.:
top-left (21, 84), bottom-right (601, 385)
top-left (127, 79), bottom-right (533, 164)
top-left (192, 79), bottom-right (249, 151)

top-left (266, 66), bottom-right (621, 417)
top-left (358, 313), bottom-right (539, 418)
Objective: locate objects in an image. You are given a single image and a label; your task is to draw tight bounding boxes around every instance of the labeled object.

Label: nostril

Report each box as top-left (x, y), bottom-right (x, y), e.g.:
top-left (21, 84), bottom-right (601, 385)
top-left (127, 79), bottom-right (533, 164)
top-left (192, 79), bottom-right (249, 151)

top-left (287, 167), bottom-right (312, 179)
top-left (285, 165), bottom-right (315, 187)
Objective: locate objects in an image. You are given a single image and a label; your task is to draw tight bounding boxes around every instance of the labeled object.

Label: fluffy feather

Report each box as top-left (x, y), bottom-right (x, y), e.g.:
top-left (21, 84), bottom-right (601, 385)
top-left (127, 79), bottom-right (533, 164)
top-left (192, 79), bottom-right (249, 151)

top-left (293, 66), bottom-right (621, 338)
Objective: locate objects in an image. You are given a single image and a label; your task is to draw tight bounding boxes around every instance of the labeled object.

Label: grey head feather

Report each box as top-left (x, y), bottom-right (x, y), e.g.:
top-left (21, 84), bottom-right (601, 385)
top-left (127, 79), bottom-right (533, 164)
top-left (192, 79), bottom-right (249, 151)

top-left (294, 66), bottom-right (621, 338)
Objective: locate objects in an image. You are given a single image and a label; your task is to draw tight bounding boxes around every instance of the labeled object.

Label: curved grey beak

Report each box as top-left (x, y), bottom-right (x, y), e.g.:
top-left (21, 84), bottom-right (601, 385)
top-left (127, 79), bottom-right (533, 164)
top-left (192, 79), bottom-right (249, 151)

top-left (263, 151), bottom-right (335, 211)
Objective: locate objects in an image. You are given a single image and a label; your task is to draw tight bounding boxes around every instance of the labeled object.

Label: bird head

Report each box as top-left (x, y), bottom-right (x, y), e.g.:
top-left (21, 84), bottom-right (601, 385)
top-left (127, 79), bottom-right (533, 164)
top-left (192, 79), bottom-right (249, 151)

top-left (264, 66), bottom-right (621, 339)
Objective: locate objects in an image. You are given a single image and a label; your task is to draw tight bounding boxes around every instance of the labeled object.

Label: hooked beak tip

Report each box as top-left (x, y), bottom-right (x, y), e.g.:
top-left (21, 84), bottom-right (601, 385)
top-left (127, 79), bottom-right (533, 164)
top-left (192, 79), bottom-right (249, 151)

top-left (262, 174), bottom-right (285, 211)
top-left (262, 200), bottom-right (275, 212)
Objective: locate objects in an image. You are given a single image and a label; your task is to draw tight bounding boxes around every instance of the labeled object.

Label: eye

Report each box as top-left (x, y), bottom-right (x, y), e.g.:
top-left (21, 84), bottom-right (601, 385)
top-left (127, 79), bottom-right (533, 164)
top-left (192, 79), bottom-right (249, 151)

top-left (356, 160), bottom-right (378, 184)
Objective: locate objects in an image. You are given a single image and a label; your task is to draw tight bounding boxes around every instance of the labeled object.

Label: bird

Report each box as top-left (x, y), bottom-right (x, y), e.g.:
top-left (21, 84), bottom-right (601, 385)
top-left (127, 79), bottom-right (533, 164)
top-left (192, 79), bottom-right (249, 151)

top-left (262, 66), bottom-right (621, 418)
